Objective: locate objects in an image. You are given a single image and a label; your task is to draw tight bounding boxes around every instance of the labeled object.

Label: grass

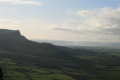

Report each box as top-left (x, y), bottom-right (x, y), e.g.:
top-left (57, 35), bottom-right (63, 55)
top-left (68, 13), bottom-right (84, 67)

top-left (0, 49), bottom-right (120, 80)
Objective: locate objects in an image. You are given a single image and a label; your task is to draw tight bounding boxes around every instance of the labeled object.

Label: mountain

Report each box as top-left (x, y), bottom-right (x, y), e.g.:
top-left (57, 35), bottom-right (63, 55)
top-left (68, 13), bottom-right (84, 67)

top-left (0, 29), bottom-right (78, 59)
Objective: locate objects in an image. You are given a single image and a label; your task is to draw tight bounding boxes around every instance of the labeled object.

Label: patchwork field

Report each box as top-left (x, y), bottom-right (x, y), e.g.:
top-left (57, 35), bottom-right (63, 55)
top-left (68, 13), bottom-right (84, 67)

top-left (0, 49), bottom-right (120, 80)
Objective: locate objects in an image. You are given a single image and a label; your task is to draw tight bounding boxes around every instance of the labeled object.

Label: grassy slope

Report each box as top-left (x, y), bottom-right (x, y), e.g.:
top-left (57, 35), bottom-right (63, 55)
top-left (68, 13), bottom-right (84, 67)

top-left (0, 49), bottom-right (120, 80)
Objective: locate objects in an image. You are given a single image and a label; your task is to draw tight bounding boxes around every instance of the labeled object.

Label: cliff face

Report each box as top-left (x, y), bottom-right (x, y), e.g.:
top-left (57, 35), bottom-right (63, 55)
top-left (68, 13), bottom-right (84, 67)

top-left (0, 29), bottom-right (26, 41)
top-left (0, 29), bottom-right (73, 59)
top-left (0, 29), bottom-right (30, 51)
top-left (0, 29), bottom-right (56, 54)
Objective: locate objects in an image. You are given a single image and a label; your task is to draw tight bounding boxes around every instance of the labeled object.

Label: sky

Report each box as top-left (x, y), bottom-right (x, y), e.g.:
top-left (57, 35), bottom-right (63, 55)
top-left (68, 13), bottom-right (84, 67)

top-left (0, 0), bottom-right (120, 42)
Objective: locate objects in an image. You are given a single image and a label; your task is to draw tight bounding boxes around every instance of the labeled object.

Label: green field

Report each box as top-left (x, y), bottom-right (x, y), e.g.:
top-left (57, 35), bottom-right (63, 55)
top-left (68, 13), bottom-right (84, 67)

top-left (0, 49), bottom-right (120, 80)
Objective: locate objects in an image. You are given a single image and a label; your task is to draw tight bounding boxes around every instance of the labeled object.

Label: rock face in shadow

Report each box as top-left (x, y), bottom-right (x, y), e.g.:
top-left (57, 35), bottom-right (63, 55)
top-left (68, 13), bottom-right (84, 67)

top-left (0, 29), bottom-right (28, 51)
top-left (0, 67), bottom-right (3, 80)
top-left (0, 29), bottom-right (54, 51)
top-left (0, 29), bottom-right (27, 41)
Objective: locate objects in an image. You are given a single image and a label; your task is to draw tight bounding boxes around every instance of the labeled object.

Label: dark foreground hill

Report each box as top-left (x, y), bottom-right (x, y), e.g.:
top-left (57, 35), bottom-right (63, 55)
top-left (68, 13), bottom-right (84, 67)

top-left (0, 29), bottom-right (120, 80)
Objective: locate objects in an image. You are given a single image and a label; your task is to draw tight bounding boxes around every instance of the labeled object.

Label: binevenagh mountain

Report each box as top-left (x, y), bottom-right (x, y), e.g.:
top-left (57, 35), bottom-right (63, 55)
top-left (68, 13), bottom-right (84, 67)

top-left (1, 29), bottom-right (120, 80)
top-left (0, 29), bottom-right (55, 52)
top-left (0, 29), bottom-right (90, 62)
top-left (0, 29), bottom-right (76, 59)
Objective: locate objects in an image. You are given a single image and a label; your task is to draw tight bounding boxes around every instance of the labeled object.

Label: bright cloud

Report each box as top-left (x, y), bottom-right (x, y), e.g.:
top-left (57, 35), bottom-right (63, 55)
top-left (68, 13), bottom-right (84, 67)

top-left (51, 7), bottom-right (120, 36)
top-left (0, 0), bottom-right (43, 5)
top-left (77, 7), bottom-right (120, 35)
top-left (48, 7), bottom-right (120, 42)
top-left (0, 18), bottom-right (21, 29)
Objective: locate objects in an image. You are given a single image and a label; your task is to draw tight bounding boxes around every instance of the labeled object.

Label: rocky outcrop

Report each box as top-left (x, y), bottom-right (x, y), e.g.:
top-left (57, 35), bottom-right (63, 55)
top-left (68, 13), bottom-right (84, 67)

top-left (0, 29), bottom-right (72, 59)
top-left (0, 29), bottom-right (28, 51)
top-left (0, 67), bottom-right (3, 80)
top-left (0, 29), bottom-right (27, 40)
top-left (0, 29), bottom-right (55, 53)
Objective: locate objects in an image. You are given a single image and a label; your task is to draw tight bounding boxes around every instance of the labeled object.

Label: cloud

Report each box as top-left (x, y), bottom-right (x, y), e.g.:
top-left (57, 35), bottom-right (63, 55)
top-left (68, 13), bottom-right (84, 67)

top-left (77, 7), bottom-right (120, 35)
top-left (51, 7), bottom-right (120, 36)
top-left (0, 18), bottom-right (22, 29)
top-left (0, 0), bottom-right (43, 5)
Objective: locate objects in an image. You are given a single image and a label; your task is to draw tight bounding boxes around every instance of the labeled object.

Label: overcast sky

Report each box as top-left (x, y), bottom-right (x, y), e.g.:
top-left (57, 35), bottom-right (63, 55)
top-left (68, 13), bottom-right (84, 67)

top-left (0, 0), bottom-right (120, 42)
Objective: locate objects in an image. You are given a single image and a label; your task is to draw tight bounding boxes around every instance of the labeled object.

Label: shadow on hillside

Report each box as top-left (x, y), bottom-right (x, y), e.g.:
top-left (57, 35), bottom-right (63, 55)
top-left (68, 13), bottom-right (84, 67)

top-left (0, 67), bottom-right (3, 80)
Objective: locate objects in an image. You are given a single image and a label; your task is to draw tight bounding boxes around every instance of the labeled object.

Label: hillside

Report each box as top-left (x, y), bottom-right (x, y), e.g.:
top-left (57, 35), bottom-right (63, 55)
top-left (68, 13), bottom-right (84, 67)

top-left (0, 29), bottom-right (120, 80)
top-left (0, 29), bottom-right (74, 59)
